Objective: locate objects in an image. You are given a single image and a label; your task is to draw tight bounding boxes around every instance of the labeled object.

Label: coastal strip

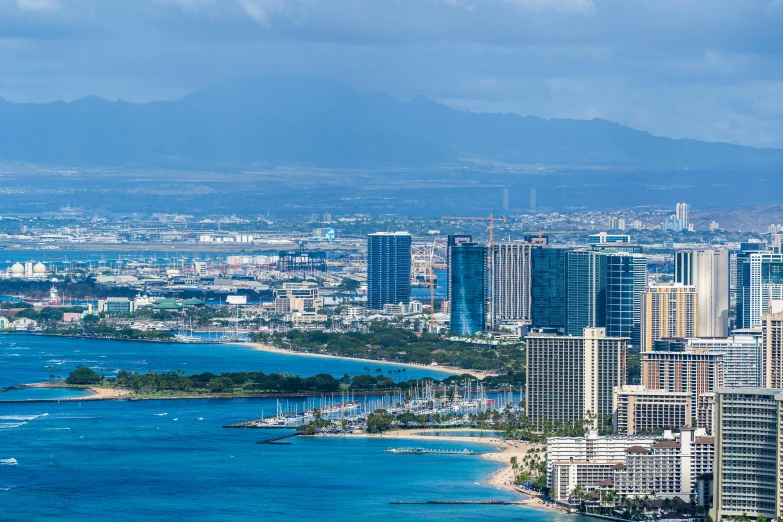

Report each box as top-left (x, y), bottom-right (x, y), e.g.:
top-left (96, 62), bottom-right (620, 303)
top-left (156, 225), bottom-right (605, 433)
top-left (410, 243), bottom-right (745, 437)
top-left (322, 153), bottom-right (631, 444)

top-left (244, 342), bottom-right (497, 380)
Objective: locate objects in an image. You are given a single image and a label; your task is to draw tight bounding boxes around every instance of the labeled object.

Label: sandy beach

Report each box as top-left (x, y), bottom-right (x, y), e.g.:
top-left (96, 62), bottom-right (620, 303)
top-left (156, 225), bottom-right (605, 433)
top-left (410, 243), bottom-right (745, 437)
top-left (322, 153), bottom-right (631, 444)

top-left (25, 382), bottom-right (131, 399)
top-left (245, 342), bottom-right (498, 380)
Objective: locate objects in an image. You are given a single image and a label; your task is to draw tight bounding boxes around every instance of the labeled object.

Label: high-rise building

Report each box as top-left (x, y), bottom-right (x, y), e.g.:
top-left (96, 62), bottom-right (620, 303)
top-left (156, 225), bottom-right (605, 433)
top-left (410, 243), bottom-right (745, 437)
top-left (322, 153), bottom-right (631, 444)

top-left (641, 351), bottom-right (724, 414)
top-left (449, 242), bottom-right (487, 335)
top-left (736, 251), bottom-right (783, 329)
top-left (640, 285), bottom-right (698, 352)
top-left (566, 251), bottom-right (607, 336)
top-left (676, 202), bottom-right (690, 229)
top-left (613, 385), bottom-right (691, 435)
top-left (502, 188), bottom-right (509, 211)
top-left (684, 334), bottom-right (763, 388)
top-left (526, 328), bottom-right (627, 429)
top-left (366, 232), bottom-right (411, 311)
top-left (530, 247), bottom-right (568, 332)
top-left (606, 253), bottom-right (647, 347)
top-left (712, 388), bottom-right (783, 520)
top-left (446, 234), bottom-right (472, 301)
top-left (489, 242), bottom-right (532, 328)
top-left (762, 311), bottom-right (783, 388)
top-left (676, 249), bottom-right (729, 337)
top-left (530, 188), bottom-right (536, 210)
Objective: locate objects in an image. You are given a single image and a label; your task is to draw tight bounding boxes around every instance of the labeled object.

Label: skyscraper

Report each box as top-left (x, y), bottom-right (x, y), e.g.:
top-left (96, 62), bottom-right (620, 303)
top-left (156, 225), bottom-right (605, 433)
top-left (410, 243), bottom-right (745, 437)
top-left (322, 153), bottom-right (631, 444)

top-left (446, 234), bottom-right (472, 301)
top-left (366, 232), bottom-right (411, 311)
top-left (526, 327), bottom-right (627, 429)
top-left (712, 388), bottom-right (783, 520)
top-left (605, 253), bottom-right (647, 347)
top-left (736, 251), bottom-right (783, 329)
top-left (762, 311), bottom-right (783, 388)
top-left (676, 249), bottom-right (729, 337)
top-left (450, 242), bottom-right (487, 335)
top-left (641, 350), bottom-right (724, 414)
top-left (531, 246), bottom-right (568, 332)
top-left (640, 285), bottom-right (698, 352)
top-left (489, 242), bottom-right (532, 328)
top-left (675, 202), bottom-right (690, 229)
top-left (502, 188), bottom-right (509, 211)
top-left (566, 251), bottom-right (607, 336)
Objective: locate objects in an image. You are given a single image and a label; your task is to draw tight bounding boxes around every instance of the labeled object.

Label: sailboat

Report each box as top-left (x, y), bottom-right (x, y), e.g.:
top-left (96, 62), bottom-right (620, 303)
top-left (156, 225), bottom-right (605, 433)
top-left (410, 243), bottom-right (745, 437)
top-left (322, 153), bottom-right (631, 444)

top-left (175, 319), bottom-right (202, 344)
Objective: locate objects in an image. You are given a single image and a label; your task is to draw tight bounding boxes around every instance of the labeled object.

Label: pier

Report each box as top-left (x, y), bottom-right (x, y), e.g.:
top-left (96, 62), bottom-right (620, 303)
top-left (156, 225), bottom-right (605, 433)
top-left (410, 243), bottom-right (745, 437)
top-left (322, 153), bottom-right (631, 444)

top-left (383, 447), bottom-right (483, 455)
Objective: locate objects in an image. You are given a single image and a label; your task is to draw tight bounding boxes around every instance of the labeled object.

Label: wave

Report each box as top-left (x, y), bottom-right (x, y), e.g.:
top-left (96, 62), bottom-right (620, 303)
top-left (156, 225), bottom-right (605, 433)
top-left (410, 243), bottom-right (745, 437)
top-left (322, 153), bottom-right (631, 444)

top-left (5, 354), bottom-right (19, 357)
top-left (0, 415), bottom-right (44, 421)
top-left (153, 413), bottom-right (168, 416)
top-left (0, 459), bottom-right (18, 466)
top-left (196, 417), bottom-right (204, 421)
top-left (46, 428), bottom-right (70, 431)
top-left (0, 423), bottom-right (26, 429)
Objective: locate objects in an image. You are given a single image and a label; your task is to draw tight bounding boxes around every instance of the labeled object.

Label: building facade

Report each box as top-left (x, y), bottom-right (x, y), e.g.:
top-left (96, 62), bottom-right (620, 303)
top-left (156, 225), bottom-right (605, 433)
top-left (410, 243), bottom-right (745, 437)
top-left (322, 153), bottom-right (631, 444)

top-left (641, 351), bottom-right (724, 414)
top-left (366, 232), bottom-right (412, 311)
top-left (676, 249), bottom-right (729, 337)
top-left (736, 252), bottom-right (783, 329)
top-left (446, 234), bottom-right (472, 301)
top-left (530, 247), bottom-right (568, 332)
top-left (640, 285), bottom-right (698, 352)
top-left (686, 334), bottom-right (762, 388)
top-left (566, 251), bottom-right (607, 336)
top-left (489, 242), bottom-right (532, 328)
top-left (712, 388), bottom-right (783, 520)
top-left (605, 253), bottom-right (647, 348)
top-left (762, 311), bottom-right (783, 388)
top-left (613, 385), bottom-right (691, 435)
top-left (449, 242), bottom-right (487, 335)
top-left (526, 328), bottom-right (626, 429)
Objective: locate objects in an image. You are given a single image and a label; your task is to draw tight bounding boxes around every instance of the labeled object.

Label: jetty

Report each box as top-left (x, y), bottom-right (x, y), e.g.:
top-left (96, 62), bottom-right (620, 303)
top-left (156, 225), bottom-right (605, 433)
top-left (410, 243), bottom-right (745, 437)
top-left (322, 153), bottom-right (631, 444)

top-left (383, 447), bottom-right (483, 455)
top-left (390, 500), bottom-right (524, 505)
top-left (257, 433), bottom-right (302, 444)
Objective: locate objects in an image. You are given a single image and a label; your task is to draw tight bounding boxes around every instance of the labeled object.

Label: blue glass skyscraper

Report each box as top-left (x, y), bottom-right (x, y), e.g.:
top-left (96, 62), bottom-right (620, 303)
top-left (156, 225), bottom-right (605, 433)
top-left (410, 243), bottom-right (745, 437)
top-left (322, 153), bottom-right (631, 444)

top-left (366, 232), bottom-right (412, 310)
top-left (606, 253), bottom-right (647, 347)
top-left (450, 242), bottom-right (486, 335)
top-left (531, 247), bottom-right (568, 332)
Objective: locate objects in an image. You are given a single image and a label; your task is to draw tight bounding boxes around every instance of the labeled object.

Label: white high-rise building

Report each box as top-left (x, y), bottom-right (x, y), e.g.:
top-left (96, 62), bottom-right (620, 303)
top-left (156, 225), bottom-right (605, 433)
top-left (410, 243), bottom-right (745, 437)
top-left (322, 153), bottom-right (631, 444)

top-left (676, 249), bottom-right (730, 337)
top-left (489, 242), bottom-right (532, 327)
top-left (676, 202), bottom-right (690, 229)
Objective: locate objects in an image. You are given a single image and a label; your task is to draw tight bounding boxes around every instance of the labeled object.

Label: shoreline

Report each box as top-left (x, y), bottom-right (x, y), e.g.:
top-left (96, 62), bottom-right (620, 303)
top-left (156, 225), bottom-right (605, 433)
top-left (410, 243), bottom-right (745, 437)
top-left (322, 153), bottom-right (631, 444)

top-left (244, 342), bottom-right (498, 380)
top-left (325, 428), bottom-right (563, 513)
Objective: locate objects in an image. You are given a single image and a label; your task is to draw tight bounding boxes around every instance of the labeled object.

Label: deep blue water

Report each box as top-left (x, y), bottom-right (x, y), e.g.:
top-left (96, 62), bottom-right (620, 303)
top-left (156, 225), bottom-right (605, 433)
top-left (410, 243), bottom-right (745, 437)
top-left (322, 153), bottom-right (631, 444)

top-left (0, 334), bottom-right (451, 388)
top-left (0, 336), bottom-right (579, 521)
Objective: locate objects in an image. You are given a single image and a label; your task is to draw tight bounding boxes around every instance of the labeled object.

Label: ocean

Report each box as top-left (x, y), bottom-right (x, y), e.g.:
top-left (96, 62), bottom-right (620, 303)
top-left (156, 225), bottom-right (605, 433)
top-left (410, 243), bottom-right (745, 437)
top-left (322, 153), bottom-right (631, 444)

top-left (0, 335), bottom-right (580, 521)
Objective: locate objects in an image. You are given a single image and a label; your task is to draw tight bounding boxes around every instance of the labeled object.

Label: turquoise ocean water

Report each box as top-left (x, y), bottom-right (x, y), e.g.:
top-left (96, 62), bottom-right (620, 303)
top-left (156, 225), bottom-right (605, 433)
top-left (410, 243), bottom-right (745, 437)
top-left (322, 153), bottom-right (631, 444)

top-left (0, 335), bottom-right (581, 521)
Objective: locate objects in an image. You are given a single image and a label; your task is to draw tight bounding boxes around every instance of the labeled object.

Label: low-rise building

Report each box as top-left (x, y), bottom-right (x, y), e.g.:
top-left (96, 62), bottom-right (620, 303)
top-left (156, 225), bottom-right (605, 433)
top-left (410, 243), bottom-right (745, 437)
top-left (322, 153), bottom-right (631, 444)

top-left (97, 298), bottom-right (136, 314)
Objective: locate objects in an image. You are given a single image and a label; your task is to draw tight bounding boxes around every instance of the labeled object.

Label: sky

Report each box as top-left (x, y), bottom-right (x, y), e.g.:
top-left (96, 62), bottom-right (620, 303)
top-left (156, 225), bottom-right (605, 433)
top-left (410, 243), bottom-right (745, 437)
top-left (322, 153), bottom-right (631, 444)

top-left (0, 0), bottom-right (782, 148)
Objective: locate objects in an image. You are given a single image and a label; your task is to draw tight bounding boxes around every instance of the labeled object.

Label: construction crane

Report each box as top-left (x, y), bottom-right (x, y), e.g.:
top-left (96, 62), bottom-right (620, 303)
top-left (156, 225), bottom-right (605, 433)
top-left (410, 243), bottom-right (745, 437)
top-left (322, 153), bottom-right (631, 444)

top-left (440, 213), bottom-right (507, 245)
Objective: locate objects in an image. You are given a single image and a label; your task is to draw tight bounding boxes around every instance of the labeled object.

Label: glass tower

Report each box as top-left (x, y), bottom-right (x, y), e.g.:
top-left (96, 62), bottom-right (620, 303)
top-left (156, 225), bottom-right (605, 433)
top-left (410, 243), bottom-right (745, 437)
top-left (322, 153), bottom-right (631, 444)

top-left (606, 253), bottom-right (647, 347)
top-left (450, 242), bottom-right (486, 335)
top-left (566, 250), bottom-right (607, 336)
top-left (530, 247), bottom-right (568, 332)
top-left (366, 232), bottom-right (412, 310)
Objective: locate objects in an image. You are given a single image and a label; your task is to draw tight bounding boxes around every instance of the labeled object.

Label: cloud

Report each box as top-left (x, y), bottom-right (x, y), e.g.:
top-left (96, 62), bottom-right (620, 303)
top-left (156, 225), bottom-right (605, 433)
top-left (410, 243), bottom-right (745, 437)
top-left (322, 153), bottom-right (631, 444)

top-left (14, 0), bottom-right (58, 11)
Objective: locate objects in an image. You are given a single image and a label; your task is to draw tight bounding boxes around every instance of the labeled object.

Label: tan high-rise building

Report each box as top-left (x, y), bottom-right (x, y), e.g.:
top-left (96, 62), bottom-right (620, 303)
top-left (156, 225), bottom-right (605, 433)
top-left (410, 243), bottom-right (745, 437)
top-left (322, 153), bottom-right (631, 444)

top-left (762, 311), bottom-right (783, 388)
top-left (526, 327), bottom-right (627, 430)
top-left (641, 285), bottom-right (698, 352)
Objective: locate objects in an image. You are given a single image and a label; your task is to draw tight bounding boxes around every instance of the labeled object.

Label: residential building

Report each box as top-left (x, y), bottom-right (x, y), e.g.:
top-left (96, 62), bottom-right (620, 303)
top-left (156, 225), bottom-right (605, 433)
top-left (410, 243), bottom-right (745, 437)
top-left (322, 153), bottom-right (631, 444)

top-left (489, 242), bottom-right (532, 328)
top-left (613, 385), bottom-right (691, 435)
top-left (641, 351), bottom-right (724, 414)
top-left (686, 334), bottom-right (762, 388)
top-left (366, 232), bottom-right (412, 310)
top-left (526, 328), bottom-right (626, 429)
top-left (274, 282), bottom-right (323, 315)
top-left (676, 202), bottom-right (690, 229)
top-left (762, 311), bottom-right (783, 388)
top-left (446, 234), bottom-right (472, 301)
top-left (675, 249), bottom-right (729, 337)
top-left (551, 461), bottom-right (616, 502)
top-left (697, 392), bottom-right (715, 434)
top-left (450, 242), bottom-right (487, 335)
top-left (566, 251), bottom-right (607, 336)
top-left (640, 285), bottom-right (698, 352)
top-left (735, 251), bottom-right (783, 329)
top-left (530, 247), bottom-right (568, 333)
top-left (712, 388), bottom-right (783, 520)
top-left (605, 253), bottom-right (647, 347)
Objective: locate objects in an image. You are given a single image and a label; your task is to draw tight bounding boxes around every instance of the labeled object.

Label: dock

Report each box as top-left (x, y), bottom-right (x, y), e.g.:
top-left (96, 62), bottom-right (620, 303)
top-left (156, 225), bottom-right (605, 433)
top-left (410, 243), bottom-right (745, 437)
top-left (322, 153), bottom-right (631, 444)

top-left (383, 447), bottom-right (483, 455)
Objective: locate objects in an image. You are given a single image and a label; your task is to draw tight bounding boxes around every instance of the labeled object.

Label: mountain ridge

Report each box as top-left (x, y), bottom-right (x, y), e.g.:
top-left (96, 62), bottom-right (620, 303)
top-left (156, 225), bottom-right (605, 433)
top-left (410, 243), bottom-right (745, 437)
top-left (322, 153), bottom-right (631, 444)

top-left (0, 77), bottom-right (780, 169)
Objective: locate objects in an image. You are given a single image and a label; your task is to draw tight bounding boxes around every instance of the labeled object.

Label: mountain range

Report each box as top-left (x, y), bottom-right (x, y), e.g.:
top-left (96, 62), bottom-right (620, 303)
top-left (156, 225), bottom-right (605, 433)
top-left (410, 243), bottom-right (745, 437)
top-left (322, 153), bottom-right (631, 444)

top-left (0, 77), bottom-right (781, 168)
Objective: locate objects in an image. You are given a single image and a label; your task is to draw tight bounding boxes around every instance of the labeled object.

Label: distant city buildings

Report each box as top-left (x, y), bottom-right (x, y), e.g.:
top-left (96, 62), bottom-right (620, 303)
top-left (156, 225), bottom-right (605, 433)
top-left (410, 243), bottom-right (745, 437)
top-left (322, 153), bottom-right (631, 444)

top-left (366, 232), bottom-right (412, 311)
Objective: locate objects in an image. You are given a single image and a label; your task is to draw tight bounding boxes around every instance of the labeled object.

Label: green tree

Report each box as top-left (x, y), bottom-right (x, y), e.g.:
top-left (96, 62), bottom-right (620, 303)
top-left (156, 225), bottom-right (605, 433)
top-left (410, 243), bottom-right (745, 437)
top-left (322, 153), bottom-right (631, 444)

top-left (65, 365), bottom-right (102, 385)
